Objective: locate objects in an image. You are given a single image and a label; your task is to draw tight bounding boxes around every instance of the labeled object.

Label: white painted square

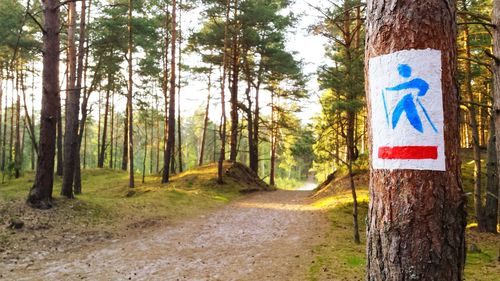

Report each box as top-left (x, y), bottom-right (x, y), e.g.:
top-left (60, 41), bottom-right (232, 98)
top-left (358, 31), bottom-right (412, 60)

top-left (369, 49), bottom-right (445, 171)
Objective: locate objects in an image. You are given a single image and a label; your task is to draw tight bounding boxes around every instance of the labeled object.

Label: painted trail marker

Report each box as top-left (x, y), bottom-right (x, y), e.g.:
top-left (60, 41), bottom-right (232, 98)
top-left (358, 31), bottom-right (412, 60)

top-left (369, 49), bottom-right (445, 171)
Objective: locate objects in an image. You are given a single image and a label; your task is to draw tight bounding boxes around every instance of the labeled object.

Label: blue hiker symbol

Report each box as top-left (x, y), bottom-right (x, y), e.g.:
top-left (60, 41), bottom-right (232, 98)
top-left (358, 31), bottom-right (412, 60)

top-left (382, 64), bottom-right (438, 133)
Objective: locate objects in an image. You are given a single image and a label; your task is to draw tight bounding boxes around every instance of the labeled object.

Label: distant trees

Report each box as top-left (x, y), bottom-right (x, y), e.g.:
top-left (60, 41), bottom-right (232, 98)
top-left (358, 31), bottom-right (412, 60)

top-left (312, 0), bottom-right (365, 244)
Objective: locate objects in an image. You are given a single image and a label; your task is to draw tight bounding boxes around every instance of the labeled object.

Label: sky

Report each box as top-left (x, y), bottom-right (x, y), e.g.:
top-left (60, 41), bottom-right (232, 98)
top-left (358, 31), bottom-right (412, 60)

top-left (10, 0), bottom-right (329, 126)
top-left (168, 0), bottom-right (328, 124)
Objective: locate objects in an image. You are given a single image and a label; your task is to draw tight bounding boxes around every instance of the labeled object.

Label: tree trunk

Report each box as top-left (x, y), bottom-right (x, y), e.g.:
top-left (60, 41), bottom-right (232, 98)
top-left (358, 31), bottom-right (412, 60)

top-left (110, 96), bottom-right (114, 169)
top-left (56, 90), bottom-right (63, 176)
top-left (127, 0), bottom-right (135, 188)
top-left (142, 114), bottom-right (147, 183)
top-left (98, 76), bottom-right (110, 168)
top-left (365, 1), bottom-right (466, 280)
top-left (1, 81), bottom-right (8, 173)
top-left (177, 0), bottom-right (183, 173)
top-left (0, 70), bottom-right (3, 172)
top-left (27, 0), bottom-right (61, 209)
top-left (229, 0), bottom-right (239, 162)
top-left (162, 0), bottom-right (176, 183)
top-left (251, 81), bottom-right (261, 174)
top-left (122, 108), bottom-right (128, 171)
top-left (61, 0), bottom-right (78, 198)
top-left (461, 2), bottom-right (484, 228)
top-left (14, 89), bottom-right (21, 178)
top-left (217, 0), bottom-right (231, 184)
top-left (199, 75), bottom-right (211, 166)
top-left (269, 91), bottom-right (276, 186)
top-left (484, 116), bottom-right (498, 233)
top-left (492, 0), bottom-right (500, 244)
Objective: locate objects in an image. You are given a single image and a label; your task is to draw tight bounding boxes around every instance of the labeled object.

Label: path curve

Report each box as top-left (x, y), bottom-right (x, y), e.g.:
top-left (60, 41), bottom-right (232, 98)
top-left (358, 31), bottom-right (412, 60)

top-left (1, 190), bottom-right (328, 281)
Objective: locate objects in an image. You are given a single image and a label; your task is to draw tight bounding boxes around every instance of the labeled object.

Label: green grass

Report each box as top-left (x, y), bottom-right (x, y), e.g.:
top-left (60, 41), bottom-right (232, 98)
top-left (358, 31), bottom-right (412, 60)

top-left (307, 149), bottom-right (500, 280)
top-left (0, 162), bottom-right (246, 252)
top-left (308, 190), bottom-right (368, 281)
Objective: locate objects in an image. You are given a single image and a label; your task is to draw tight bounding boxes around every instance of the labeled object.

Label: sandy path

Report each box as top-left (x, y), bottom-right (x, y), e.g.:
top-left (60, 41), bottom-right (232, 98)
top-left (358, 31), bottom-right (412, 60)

top-left (1, 189), bottom-right (328, 281)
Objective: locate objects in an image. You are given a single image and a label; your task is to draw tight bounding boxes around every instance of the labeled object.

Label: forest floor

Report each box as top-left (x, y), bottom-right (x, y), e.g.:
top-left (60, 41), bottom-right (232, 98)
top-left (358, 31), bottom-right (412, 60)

top-left (1, 189), bottom-right (329, 281)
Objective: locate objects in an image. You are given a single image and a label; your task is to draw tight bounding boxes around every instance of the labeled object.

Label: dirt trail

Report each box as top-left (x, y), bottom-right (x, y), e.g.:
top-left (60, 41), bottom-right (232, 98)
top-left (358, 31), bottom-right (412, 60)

top-left (1, 189), bottom-right (328, 281)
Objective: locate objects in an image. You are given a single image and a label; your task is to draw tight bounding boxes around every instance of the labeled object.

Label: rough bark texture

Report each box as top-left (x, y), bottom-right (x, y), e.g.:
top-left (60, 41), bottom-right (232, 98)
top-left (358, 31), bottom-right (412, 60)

top-left (229, 0), bottom-right (239, 162)
top-left (365, 1), bottom-right (466, 280)
top-left (61, 0), bottom-right (78, 198)
top-left (98, 78), bottom-right (110, 168)
top-left (218, 0), bottom-right (231, 184)
top-left (493, 0), bottom-right (500, 241)
top-left (27, 0), bottom-right (60, 209)
top-left (199, 77), bottom-right (211, 166)
top-left (484, 117), bottom-right (498, 233)
top-left (162, 0), bottom-right (176, 183)
top-left (127, 0), bottom-right (134, 188)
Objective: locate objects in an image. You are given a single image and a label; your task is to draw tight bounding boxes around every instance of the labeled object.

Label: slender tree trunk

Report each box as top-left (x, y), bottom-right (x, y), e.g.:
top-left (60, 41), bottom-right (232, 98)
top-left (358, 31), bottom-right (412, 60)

top-left (110, 96), bottom-right (114, 169)
top-left (14, 89), bottom-right (21, 178)
top-left (27, 0), bottom-right (61, 209)
top-left (0, 68), bottom-right (3, 173)
top-left (492, 0), bottom-right (500, 246)
top-left (1, 88), bottom-right (7, 172)
top-left (73, 0), bottom-right (89, 194)
top-left (347, 110), bottom-right (360, 244)
top-left (461, 3), bottom-right (484, 228)
top-left (229, 0), bottom-right (239, 162)
top-left (127, 0), bottom-right (135, 188)
top-left (98, 76), bottom-right (111, 168)
top-left (149, 112), bottom-right (154, 174)
top-left (177, 0), bottom-right (183, 173)
top-left (61, 0), bottom-right (78, 198)
top-left (365, 1), bottom-right (465, 279)
top-left (199, 75), bottom-right (211, 166)
top-left (56, 89), bottom-right (63, 176)
top-left (122, 108), bottom-right (128, 170)
top-left (251, 81), bottom-right (261, 174)
top-left (484, 116), bottom-right (498, 233)
top-left (269, 91), bottom-right (276, 186)
top-left (155, 95), bottom-right (160, 173)
top-left (142, 114), bottom-right (147, 183)
top-left (162, 0), bottom-right (176, 183)
top-left (217, 0), bottom-right (231, 184)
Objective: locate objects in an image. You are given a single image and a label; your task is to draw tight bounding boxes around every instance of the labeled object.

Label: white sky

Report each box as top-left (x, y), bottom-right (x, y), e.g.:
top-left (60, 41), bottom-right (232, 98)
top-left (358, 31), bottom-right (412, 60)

top-left (8, 0), bottom-right (328, 126)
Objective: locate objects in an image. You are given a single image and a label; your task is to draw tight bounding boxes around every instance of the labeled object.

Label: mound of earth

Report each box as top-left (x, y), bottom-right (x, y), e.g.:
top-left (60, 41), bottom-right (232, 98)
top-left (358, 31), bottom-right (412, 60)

top-left (312, 170), bottom-right (369, 199)
top-left (223, 161), bottom-right (274, 192)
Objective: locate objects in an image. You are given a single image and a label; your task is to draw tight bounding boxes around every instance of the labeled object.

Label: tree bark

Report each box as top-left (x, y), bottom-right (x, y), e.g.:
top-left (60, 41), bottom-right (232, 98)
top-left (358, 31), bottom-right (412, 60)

top-left (365, 1), bottom-right (466, 280)
top-left (484, 116), bottom-right (498, 233)
top-left (127, 0), bottom-right (135, 188)
top-left (177, 0), bottom-right (183, 173)
top-left (492, 0), bottom-right (500, 244)
top-left (229, 0), bottom-right (239, 162)
top-left (61, 0), bottom-right (78, 198)
top-left (269, 91), bottom-right (276, 186)
top-left (217, 0), bottom-right (231, 184)
top-left (162, 0), bottom-right (176, 183)
top-left (199, 74), bottom-right (211, 166)
top-left (98, 75), bottom-right (111, 168)
top-left (14, 87), bottom-right (21, 178)
top-left (27, 0), bottom-right (61, 209)
top-left (461, 1), bottom-right (484, 228)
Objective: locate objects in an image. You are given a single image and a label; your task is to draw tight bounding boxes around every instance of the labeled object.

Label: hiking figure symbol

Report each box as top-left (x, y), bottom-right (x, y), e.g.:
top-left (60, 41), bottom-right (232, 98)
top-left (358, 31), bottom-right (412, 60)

top-left (381, 64), bottom-right (438, 133)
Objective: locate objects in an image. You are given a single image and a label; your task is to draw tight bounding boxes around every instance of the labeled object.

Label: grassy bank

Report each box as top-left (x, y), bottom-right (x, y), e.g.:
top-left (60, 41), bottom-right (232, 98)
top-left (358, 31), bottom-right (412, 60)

top-left (0, 162), bottom-right (260, 257)
top-left (307, 149), bottom-right (500, 280)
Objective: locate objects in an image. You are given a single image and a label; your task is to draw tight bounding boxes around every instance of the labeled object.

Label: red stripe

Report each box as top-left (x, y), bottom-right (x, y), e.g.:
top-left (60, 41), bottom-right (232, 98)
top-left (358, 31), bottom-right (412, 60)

top-left (378, 146), bottom-right (438, 160)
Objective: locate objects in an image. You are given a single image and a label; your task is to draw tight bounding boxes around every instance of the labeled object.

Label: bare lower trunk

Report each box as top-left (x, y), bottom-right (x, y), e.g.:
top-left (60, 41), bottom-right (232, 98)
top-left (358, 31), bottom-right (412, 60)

top-left (61, 0), bottom-right (78, 198)
top-left (28, 0), bottom-right (60, 209)
top-left (98, 80), bottom-right (110, 168)
top-left (162, 0), bottom-right (176, 183)
top-left (484, 117), bottom-right (498, 233)
top-left (127, 0), bottom-right (135, 188)
top-left (492, 0), bottom-right (500, 244)
top-left (199, 77), bottom-right (211, 166)
top-left (365, 1), bottom-right (465, 279)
